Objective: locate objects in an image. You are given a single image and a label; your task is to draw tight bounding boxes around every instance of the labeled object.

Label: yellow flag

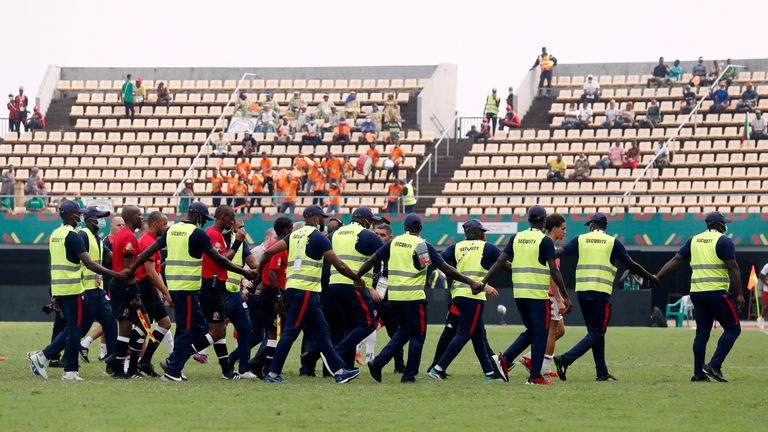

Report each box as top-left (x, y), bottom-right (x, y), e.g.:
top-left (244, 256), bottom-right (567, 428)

top-left (747, 265), bottom-right (758, 291)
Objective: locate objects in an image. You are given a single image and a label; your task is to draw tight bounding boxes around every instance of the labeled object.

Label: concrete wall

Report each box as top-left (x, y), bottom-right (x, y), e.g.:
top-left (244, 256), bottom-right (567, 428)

top-left (514, 67), bottom-right (539, 121)
top-left (417, 64), bottom-right (458, 137)
top-left (554, 58), bottom-right (768, 78)
top-left (36, 65), bottom-right (61, 117)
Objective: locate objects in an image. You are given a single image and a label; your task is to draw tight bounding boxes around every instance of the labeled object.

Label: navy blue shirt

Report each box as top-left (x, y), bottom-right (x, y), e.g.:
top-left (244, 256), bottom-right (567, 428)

top-left (442, 241), bottom-right (501, 271)
top-left (560, 232), bottom-right (631, 266)
top-left (502, 231), bottom-right (556, 266)
top-left (155, 221), bottom-right (214, 259)
top-left (64, 230), bottom-right (87, 265)
top-left (677, 233), bottom-right (735, 261)
top-left (375, 238), bottom-right (445, 270)
top-left (284, 229), bottom-right (332, 261)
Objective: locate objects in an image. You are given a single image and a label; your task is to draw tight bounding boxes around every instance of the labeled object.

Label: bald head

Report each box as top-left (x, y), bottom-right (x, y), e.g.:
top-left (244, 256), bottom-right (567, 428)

top-left (147, 211), bottom-right (168, 237)
top-left (214, 205), bottom-right (235, 219)
top-left (121, 205), bottom-right (142, 230)
top-left (214, 204), bottom-right (236, 231)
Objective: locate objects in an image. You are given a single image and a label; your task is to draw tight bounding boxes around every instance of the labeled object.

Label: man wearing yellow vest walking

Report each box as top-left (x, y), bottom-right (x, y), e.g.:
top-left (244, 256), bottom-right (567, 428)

top-left (483, 88), bottom-right (501, 135)
top-left (126, 202), bottom-right (257, 382)
top-left (255, 205), bottom-right (365, 384)
top-left (655, 212), bottom-right (743, 382)
top-left (483, 206), bottom-right (570, 385)
top-left (553, 213), bottom-right (656, 382)
top-left (27, 201), bottom-right (123, 381)
top-left (530, 47), bottom-right (558, 96)
top-left (402, 181), bottom-right (417, 214)
top-left (427, 220), bottom-right (504, 381)
top-left (326, 207), bottom-right (385, 368)
top-left (360, 214), bottom-right (485, 383)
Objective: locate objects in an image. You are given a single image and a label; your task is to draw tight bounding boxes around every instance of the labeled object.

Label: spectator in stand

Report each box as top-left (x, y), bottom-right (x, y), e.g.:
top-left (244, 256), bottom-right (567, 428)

top-left (239, 132), bottom-right (257, 157)
top-left (156, 82), bottom-right (172, 108)
top-left (316, 94), bottom-right (334, 120)
top-left (570, 154), bottom-right (590, 181)
top-left (263, 93), bottom-right (278, 112)
top-left (500, 105), bottom-right (521, 130)
top-left (708, 81), bottom-right (730, 114)
top-left (26, 106), bottom-right (46, 130)
top-left (236, 156), bottom-right (251, 178)
top-left (506, 87), bottom-right (515, 110)
top-left (483, 88), bottom-right (501, 135)
top-left (735, 83), bottom-right (758, 113)
top-left (24, 167), bottom-right (46, 197)
top-left (308, 164), bottom-right (325, 205)
top-left (664, 59), bottom-right (683, 87)
top-left (333, 119), bottom-right (351, 144)
top-left (466, 125), bottom-right (480, 143)
top-left (327, 183), bottom-right (342, 215)
top-left (546, 155), bottom-right (567, 182)
top-left (365, 142), bottom-right (380, 184)
top-left (596, 155), bottom-right (612, 169)
top-left (638, 99), bottom-right (661, 129)
top-left (387, 142), bottom-right (405, 182)
top-left (720, 59), bottom-right (736, 87)
top-left (119, 74), bottom-right (135, 120)
top-left (133, 77), bottom-right (147, 109)
top-left (233, 177), bottom-right (249, 213)
top-left (647, 57), bottom-right (669, 88)
top-left (654, 141), bottom-right (670, 176)
top-left (615, 101), bottom-right (636, 128)
top-left (1, 166), bottom-right (15, 210)
top-left (608, 142), bottom-right (626, 167)
top-left (321, 152), bottom-right (343, 185)
top-left (690, 57), bottom-right (707, 87)
top-left (302, 118), bottom-right (321, 145)
top-left (562, 102), bottom-right (579, 129)
top-left (260, 152), bottom-right (274, 196)
top-left (287, 91), bottom-right (304, 117)
top-left (257, 104), bottom-right (278, 133)
top-left (371, 104), bottom-right (383, 132)
top-left (279, 173), bottom-right (299, 215)
top-left (602, 99), bottom-right (620, 129)
top-left (15, 87), bottom-right (29, 131)
top-left (293, 105), bottom-right (309, 131)
top-left (360, 116), bottom-right (377, 145)
top-left (708, 60), bottom-right (722, 85)
top-left (276, 118), bottom-right (293, 144)
top-left (210, 168), bottom-right (224, 207)
top-left (225, 169), bottom-right (238, 206)
top-left (478, 118), bottom-right (491, 144)
top-left (577, 102), bottom-right (593, 130)
top-left (178, 179), bottom-right (195, 214)
top-left (622, 141), bottom-right (640, 170)
top-left (325, 106), bottom-right (342, 133)
top-left (211, 131), bottom-right (230, 156)
top-left (250, 169), bottom-right (265, 209)
top-left (344, 91), bottom-right (361, 120)
top-left (681, 85), bottom-right (697, 114)
top-left (531, 46), bottom-right (557, 95)
top-left (580, 75), bottom-right (600, 104)
top-left (7, 94), bottom-right (19, 132)
top-left (751, 111), bottom-right (768, 143)
top-left (386, 179), bottom-right (403, 213)
top-left (233, 90), bottom-right (251, 117)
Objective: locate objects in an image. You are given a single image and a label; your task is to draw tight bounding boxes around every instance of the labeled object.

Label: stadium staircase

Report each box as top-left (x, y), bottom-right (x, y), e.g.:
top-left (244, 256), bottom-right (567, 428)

top-left (521, 95), bottom-right (555, 129)
top-left (44, 97), bottom-right (76, 131)
top-left (414, 138), bottom-right (473, 213)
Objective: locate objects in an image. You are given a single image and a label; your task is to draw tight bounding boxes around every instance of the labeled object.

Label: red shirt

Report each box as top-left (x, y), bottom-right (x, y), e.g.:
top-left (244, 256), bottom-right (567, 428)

top-left (202, 226), bottom-right (228, 280)
top-left (262, 239), bottom-right (287, 290)
top-left (112, 227), bottom-right (139, 273)
top-left (136, 232), bottom-right (161, 281)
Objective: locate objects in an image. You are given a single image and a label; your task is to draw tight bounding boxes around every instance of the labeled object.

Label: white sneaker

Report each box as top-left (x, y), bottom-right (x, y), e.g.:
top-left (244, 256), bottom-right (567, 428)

top-left (62, 371), bottom-right (83, 381)
top-left (234, 371), bottom-right (258, 380)
top-left (27, 352), bottom-right (49, 379)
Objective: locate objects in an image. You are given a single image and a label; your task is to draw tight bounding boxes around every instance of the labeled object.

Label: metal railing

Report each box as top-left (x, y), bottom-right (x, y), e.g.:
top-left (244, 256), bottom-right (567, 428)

top-left (455, 116), bottom-right (485, 139)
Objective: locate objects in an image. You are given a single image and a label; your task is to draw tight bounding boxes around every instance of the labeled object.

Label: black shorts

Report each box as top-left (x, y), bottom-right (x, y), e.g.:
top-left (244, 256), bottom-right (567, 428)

top-left (137, 278), bottom-right (169, 323)
top-left (200, 278), bottom-right (228, 323)
top-left (109, 278), bottom-right (141, 322)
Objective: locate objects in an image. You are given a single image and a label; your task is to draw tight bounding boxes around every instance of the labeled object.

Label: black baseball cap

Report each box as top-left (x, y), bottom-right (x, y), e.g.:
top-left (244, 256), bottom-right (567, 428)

top-left (584, 212), bottom-right (608, 226)
top-left (59, 200), bottom-right (85, 215)
top-left (303, 204), bottom-right (330, 218)
top-left (528, 205), bottom-right (547, 222)
top-left (352, 206), bottom-right (383, 222)
top-left (404, 213), bottom-right (422, 228)
top-left (189, 201), bottom-right (214, 221)
top-left (83, 206), bottom-right (110, 219)
top-left (462, 219), bottom-right (488, 232)
top-left (705, 211), bottom-right (732, 224)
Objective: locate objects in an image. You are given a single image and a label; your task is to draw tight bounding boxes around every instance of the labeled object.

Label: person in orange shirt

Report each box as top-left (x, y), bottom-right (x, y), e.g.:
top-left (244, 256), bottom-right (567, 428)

top-left (250, 169), bottom-right (265, 209)
top-left (322, 152), bottom-right (342, 184)
top-left (386, 142), bottom-right (405, 182)
top-left (386, 179), bottom-right (403, 213)
top-left (274, 168), bottom-right (288, 211)
top-left (278, 174), bottom-right (299, 215)
top-left (326, 183), bottom-right (342, 215)
top-left (226, 169), bottom-right (239, 206)
top-left (233, 177), bottom-right (249, 213)
top-left (260, 151), bottom-right (274, 195)
top-left (292, 157), bottom-right (308, 192)
top-left (333, 119), bottom-right (351, 144)
top-left (365, 142), bottom-right (380, 184)
top-left (310, 170), bottom-right (326, 206)
top-left (210, 168), bottom-right (224, 208)
top-left (236, 157), bottom-right (251, 178)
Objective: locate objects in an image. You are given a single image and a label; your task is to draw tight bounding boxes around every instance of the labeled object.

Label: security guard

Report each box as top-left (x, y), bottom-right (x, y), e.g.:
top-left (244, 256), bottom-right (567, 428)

top-left (361, 214), bottom-right (484, 383)
top-left (27, 201), bottom-right (122, 381)
top-left (255, 205), bottom-right (364, 384)
top-left (553, 213), bottom-right (656, 382)
top-left (402, 181), bottom-right (417, 214)
top-left (530, 46), bottom-right (558, 94)
top-left (483, 88), bottom-right (501, 135)
top-left (427, 220), bottom-right (504, 381)
top-left (326, 207), bottom-right (384, 368)
top-left (655, 212), bottom-right (743, 382)
top-left (127, 201), bottom-right (256, 381)
top-left (483, 206), bottom-right (570, 385)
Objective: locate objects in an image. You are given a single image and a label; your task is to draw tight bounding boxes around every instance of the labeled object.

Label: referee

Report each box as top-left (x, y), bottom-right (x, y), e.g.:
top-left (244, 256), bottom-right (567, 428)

top-left (655, 212), bottom-right (743, 382)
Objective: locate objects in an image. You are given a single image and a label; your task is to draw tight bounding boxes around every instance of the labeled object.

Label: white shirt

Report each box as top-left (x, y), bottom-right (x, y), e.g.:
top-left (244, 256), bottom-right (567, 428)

top-left (605, 107), bottom-right (619, 122)
top-left (583, 81), bottom-right (601, 95)
top-left (565, 109), bottom-right (580, 119)
top-left (578, 108), bottom-right (593, 122)
top-left (655, 146), bottom-right (669, 157)
top-left (759, 263), bottom-right (768, 292)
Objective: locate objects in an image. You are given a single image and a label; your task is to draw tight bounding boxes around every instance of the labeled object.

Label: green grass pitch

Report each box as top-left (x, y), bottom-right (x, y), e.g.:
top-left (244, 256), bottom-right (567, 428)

top-left (0, 322), bottom-right (765, 431)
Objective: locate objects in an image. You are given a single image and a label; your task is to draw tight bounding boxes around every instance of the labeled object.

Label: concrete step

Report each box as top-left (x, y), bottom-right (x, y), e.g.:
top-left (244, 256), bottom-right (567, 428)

top-left (45, 97), bottom-right (76, 131)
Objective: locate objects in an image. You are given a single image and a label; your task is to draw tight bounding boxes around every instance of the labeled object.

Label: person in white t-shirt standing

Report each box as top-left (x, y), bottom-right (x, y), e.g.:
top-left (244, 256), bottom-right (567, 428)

top-left (580, 75), bottom-right (601, 105)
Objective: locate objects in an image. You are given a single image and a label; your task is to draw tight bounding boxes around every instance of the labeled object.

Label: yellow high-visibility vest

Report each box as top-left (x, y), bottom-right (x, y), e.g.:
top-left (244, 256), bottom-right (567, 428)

top-left (286, 225), bottom-right (323, 292)
top-left (452, 239), bottom-right (486, 300)
top-left (539, 54), bottom-right (554, 71)
top-left (484, 95), bottom-right (500, 115)
top-left (511, 229), bottom-right (550, 300)
top-left (690, 230), bottom-right (729, 293)
top-left (388, 233), bottom-right (427, 301)
top-left (575, 230), bottom-right (618, 295)
top-left (403, 184), bottom-right (417, 206)
top-left (50, 225), bottom-right (85, 296)
top-left (225, 244), bottom-right (245, 293)
top-left (329, 223), bottom-right (374, 287)
top-left (81, 228), bottom-right (103, 290)
top-left (165, 222), bottom-right (202, 292)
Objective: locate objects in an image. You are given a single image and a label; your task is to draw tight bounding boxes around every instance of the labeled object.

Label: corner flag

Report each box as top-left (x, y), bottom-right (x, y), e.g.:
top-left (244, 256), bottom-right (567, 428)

top-left (748, 265), bottom-right (758, 291)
